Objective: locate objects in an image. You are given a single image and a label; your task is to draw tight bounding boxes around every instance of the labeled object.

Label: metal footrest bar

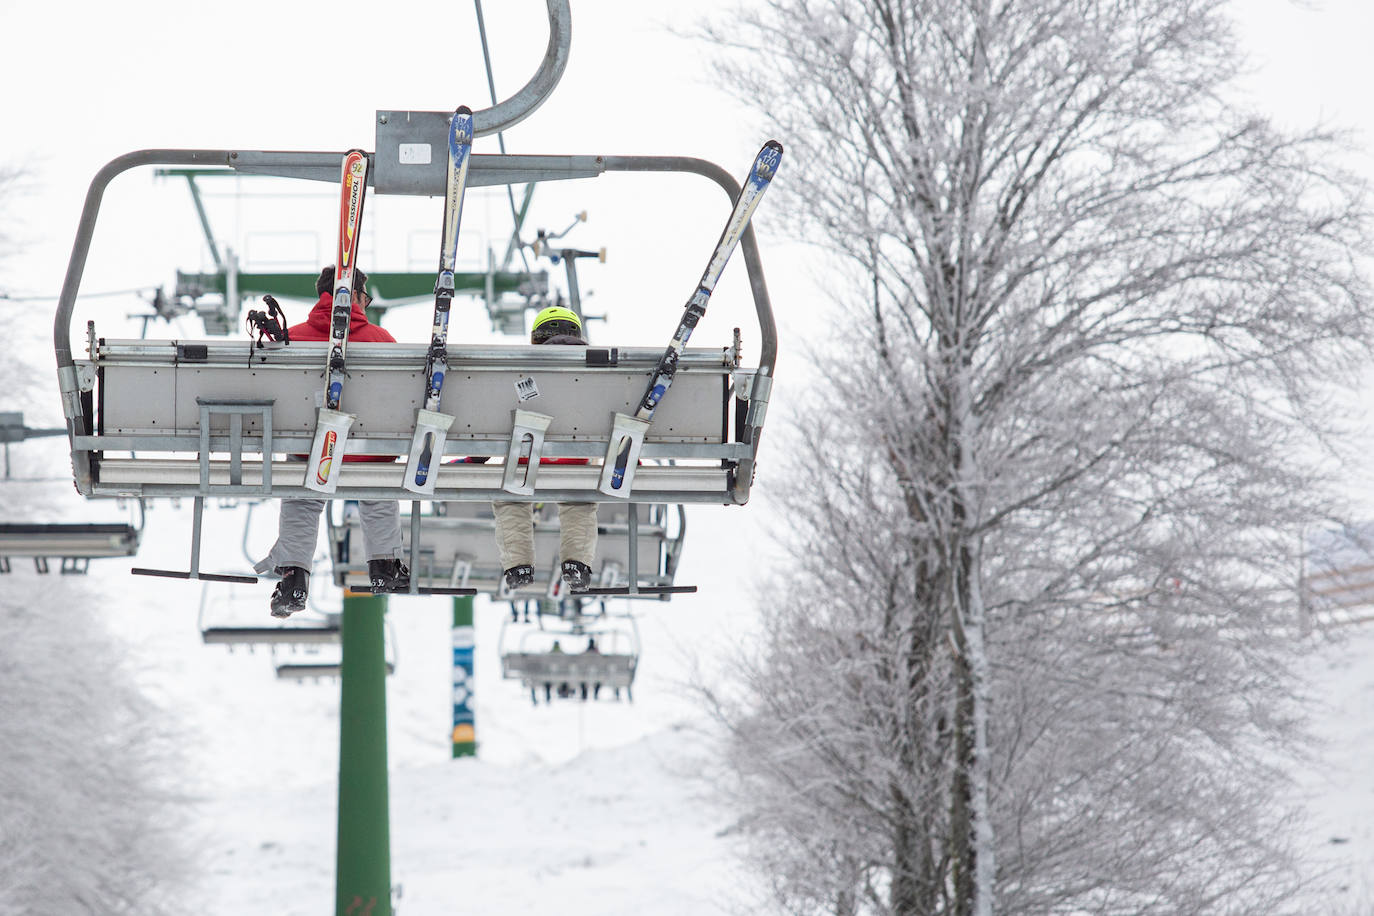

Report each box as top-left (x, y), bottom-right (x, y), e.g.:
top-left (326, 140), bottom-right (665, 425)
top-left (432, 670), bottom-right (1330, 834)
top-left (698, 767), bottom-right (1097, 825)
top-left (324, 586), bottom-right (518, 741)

top-left (132, 567), bottom-right (259, 584)
top-left (129, 494), bottom-right (258, 583)
top-left (575, 585), bottom-right (697, 596)
top-left (359, 586), bottom-right (478, 597)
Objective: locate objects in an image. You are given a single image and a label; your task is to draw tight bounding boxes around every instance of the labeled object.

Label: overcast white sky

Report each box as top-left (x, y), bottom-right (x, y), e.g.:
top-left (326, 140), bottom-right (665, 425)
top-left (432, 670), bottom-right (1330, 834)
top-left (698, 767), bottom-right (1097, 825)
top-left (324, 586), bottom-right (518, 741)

top-left (6, 0), bottom-right (1374, 394)
top-left (4, 3), bottom-right (1374, 907)
top-left (6, 0), bottom-right (1374, 508)
top-left (1, 0), bottom-right (784, 383)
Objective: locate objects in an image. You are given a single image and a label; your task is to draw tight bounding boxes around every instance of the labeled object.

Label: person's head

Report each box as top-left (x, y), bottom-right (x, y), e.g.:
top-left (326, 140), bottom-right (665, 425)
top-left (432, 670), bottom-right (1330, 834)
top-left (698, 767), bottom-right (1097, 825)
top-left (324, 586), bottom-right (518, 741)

top-left (530, 305), bottom-right (584, 344)
top-left (316, 265), bottom-right (370, 304)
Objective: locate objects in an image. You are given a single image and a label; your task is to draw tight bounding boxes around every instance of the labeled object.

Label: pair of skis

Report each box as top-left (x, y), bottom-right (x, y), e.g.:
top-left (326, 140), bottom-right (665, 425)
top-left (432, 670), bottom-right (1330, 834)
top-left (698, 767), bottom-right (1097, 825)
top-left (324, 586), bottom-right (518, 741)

top-left (303, 108), bottom-right (478, 599)
top-left (405, 106), bottom-right (474, 495)
top-left (303, 108), bottom-right (475, 496)
top-left (597, 138), bottom-right (783, 497)
top-left (305, 148), bottom-right (371, 493)
top-left (302, 121), bottom-right (781, 506)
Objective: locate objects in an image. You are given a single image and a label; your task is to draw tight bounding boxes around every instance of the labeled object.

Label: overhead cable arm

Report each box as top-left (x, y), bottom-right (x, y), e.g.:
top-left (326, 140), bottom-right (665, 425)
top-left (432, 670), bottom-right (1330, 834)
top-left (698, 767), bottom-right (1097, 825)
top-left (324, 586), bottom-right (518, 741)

top-left (471, 0), bottom-right (571, 138)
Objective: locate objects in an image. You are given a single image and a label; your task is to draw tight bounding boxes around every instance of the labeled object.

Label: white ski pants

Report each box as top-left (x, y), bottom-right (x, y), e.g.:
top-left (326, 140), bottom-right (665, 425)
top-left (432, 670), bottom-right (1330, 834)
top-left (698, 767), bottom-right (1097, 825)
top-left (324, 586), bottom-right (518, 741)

top-left (254, 498), bottom-right (401, 574)
top-left (493, 501), bottom-right (598, 571)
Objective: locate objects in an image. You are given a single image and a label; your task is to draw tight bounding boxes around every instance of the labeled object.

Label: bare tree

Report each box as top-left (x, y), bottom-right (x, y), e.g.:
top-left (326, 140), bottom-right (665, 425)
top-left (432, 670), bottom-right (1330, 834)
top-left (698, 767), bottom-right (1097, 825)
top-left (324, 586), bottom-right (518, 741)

top-left (0, 166), bottom-right (189, 913)
top-left (700, 1), bottom-right (1373, 913)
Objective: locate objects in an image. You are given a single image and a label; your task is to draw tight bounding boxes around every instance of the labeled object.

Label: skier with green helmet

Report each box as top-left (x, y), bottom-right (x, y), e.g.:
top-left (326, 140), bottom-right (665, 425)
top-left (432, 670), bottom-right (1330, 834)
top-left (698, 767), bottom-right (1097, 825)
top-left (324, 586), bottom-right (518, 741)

top-left (495, 305), bottom-right (599, 591)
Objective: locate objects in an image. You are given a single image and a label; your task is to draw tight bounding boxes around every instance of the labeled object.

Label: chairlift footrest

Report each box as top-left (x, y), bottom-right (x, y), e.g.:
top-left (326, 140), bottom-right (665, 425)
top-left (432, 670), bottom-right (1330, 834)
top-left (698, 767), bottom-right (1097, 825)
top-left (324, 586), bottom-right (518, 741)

top-left (357, 586), bottom-right (478, 597)
top-left (576, 585), bottom-right (697, 596)
top-left (132, 567), bottom-right (259, 584)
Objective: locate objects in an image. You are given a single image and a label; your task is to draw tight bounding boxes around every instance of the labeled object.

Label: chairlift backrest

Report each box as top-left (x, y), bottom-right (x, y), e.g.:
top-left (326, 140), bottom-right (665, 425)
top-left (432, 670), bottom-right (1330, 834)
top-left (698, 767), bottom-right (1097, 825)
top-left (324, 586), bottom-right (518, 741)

top-left (79, 338), bottom-right (753, 504)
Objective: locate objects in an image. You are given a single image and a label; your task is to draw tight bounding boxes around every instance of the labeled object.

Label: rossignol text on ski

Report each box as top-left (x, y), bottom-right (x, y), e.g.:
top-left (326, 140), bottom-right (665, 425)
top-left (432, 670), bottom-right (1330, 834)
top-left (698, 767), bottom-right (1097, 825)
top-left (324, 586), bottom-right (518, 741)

top-left (598, 139), bottom-right (783, 497)
top-left (404, 106), bottom-right (474, 495)
top-left (305, 148), bottom-right (370, 494)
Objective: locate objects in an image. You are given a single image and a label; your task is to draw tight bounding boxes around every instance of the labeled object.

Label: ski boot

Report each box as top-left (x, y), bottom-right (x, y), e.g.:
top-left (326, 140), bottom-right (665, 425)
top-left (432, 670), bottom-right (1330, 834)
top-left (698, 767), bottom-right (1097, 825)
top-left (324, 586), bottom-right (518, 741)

top-left (270, 566), bottom-right (309, 618)
top-left (503, 565), bottom-right (534, 590)
top-left (368, 558), bottom-right (411, 593)
top-left (561, 560), bottom-right (592, 592)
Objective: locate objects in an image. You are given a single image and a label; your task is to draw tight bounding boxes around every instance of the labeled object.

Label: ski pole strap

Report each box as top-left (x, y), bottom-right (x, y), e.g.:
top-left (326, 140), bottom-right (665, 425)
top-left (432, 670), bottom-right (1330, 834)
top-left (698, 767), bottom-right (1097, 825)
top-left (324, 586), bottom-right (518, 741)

top-left (245, 295), bottom-right (291, 350)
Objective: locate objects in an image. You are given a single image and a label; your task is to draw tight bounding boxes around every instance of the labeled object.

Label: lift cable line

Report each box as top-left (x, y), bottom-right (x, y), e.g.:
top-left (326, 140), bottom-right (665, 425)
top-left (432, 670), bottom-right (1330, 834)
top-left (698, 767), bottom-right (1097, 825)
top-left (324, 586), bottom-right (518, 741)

top-left (474, 0), bottom-right (536, 276)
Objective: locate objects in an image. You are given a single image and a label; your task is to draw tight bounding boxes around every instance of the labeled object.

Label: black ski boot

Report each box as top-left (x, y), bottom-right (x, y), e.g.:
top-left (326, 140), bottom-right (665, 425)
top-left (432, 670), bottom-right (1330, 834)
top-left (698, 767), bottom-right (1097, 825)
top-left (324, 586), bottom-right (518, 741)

top-left (368, 558), bottom-right (411, 593)
top-left (270, 566), bottom-right (309, 618)
top-left (503, 565), bottom-right (534, 590)
top-left (561, 560), bottom-right (592, 592)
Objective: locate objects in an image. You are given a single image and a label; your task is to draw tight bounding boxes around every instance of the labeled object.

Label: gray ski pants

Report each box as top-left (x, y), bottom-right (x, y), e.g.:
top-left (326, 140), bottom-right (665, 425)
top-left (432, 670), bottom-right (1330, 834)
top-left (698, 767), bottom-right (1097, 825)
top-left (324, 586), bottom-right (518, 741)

top-left (254, 498), bottom-right (401, 575)
top-left (493, 501), bottom-right (597, 571)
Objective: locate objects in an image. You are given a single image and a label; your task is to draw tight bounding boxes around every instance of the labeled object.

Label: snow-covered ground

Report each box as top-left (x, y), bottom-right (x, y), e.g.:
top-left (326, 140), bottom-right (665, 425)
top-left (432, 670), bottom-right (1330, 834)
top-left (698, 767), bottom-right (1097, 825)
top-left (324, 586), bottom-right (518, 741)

top-left (1289, 625), bottom-right (1374, 914)
top-left (85, 486), bottom-right (771, 915)
top-left (49, 490), bottom-right (1365, 914)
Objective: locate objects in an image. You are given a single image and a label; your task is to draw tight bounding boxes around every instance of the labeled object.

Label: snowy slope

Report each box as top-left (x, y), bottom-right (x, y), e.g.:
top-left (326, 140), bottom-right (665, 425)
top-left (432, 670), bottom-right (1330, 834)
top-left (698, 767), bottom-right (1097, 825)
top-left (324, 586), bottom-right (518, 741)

top-left (80, 483), bottom-right (772, 915)
top-left (1289, 625), bottom-right (1374, 914)
top-left (59, 493), bottom-right (1371, 915)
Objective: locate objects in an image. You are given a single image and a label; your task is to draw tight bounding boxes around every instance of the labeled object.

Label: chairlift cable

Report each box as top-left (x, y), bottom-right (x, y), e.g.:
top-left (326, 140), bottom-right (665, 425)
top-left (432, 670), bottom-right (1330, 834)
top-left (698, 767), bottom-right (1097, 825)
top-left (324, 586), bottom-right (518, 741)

top-left (474, 0), bottom-right (535, 276)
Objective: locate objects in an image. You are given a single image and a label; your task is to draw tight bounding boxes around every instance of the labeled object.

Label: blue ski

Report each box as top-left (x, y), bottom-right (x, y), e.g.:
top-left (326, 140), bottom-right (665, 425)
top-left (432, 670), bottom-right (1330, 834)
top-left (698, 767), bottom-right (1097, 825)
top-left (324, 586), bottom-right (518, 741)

top-left (406, 106), bottom-right (474, 494)
top-left (601, 140), bottom-right (783, 495)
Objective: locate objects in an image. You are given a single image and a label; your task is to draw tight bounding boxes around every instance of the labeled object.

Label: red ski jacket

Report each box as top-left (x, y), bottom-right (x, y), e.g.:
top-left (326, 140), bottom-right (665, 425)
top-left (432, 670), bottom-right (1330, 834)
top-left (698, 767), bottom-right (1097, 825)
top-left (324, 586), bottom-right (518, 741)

top-left (287, 293), bottom-right (397, 462)
top-left (288, 292), bottom-right (397, 343)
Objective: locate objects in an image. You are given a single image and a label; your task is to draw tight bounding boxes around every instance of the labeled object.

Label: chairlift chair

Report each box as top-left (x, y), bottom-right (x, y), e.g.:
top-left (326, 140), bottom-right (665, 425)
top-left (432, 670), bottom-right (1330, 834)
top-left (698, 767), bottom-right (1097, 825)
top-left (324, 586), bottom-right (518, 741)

top-left (52, 20), bottom-right (776, 587)
top-left (498, 610), bottom-right (640, 704)
top-left (0, 521), bottom-right (142, 575)
top-left (195, 573), bottom-right (342, 647)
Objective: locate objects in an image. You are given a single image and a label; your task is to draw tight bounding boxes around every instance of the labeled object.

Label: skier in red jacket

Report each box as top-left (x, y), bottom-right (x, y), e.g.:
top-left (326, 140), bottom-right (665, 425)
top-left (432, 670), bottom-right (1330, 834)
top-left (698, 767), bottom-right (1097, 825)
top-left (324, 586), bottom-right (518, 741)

top-left (254, 266), bottom-right (409, 617)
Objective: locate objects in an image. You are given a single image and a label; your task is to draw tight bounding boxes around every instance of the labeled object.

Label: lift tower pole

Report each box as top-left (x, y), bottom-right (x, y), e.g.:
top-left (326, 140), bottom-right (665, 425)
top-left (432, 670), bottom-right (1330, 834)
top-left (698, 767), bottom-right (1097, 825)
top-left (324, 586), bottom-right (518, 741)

top-left (335, 590), bottom-right (392, 916)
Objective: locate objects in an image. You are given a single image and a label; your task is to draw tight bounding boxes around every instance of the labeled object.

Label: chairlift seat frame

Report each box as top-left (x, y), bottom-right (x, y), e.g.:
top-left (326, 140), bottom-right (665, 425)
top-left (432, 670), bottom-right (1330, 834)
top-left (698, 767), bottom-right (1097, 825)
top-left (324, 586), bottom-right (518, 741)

top-left (54, 135), bottom-right (776, 583)
top-left (55, 144), bottom-right (776, 507)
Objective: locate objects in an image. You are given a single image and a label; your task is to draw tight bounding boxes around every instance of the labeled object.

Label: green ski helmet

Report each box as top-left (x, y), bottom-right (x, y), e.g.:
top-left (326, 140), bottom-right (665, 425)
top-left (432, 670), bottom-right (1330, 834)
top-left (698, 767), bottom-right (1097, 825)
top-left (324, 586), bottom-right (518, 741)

top-left (530, 305), bottom-right (583, 343)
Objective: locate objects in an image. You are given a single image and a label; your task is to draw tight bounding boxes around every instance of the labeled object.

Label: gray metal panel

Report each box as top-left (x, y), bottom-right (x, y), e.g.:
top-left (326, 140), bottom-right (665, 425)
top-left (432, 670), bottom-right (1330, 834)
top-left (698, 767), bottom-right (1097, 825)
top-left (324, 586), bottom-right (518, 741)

top-left (90, 458), bottom-right (732, 501)
top-left (101, 366), bottom-right (177, 435)
top-left (376, 110), bottom-right (607, 194)
top-left (94, 339), bottom-right (735, 368)
top-left (174, 367), bottom-right (422, 439)
top-left (436, 367), bottom-right (723, 442)
top-left (97, 344), bottom-right (726, 442)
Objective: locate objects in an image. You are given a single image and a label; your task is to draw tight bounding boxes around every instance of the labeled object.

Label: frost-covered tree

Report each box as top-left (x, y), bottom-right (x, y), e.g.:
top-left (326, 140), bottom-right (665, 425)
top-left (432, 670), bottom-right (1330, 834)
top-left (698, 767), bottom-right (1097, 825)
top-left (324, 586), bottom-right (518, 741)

top-left (0, 165), bottom-right (188, 914)
top-left (700, 2), bottom-right (1373, 914)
